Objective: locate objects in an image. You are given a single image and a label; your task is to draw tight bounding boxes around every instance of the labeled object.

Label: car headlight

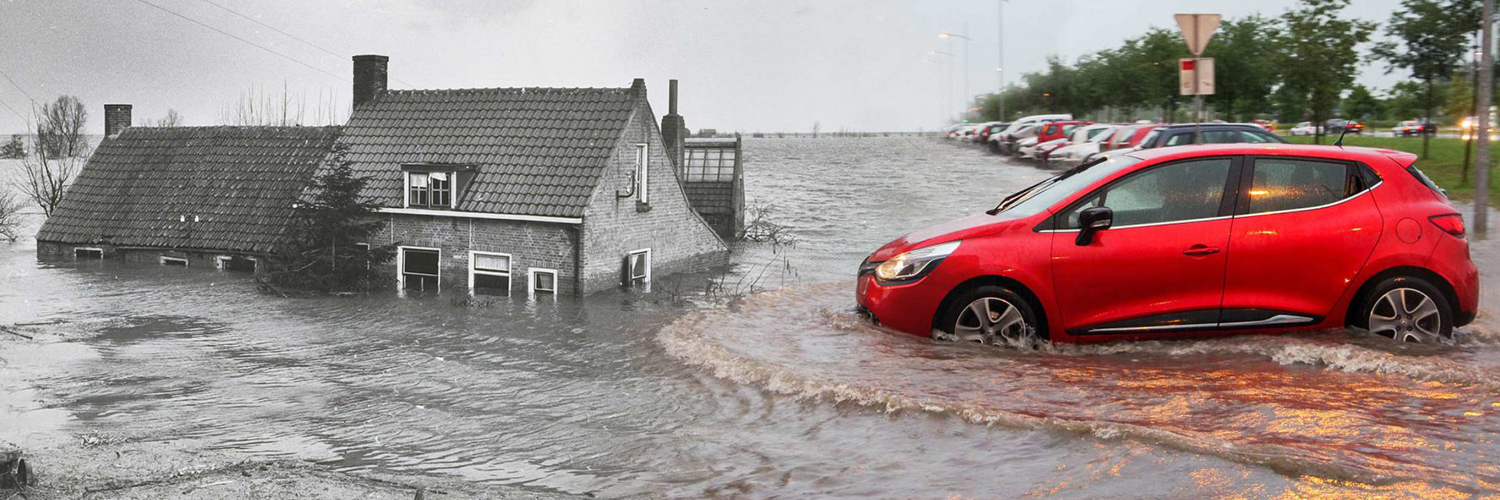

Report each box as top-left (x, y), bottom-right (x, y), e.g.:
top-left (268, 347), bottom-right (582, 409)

top-left (874, 241), bottom-right (961, 282)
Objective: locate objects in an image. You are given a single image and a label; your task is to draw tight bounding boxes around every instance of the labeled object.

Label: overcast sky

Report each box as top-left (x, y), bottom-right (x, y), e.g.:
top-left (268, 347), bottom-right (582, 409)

top-left (0, 0), bottom-right (1410, 135)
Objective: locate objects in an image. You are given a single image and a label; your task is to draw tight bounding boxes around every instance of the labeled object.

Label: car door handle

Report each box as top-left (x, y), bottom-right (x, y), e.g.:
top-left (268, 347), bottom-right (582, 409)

top-left (1183, 245), bottom-right (1221, 256)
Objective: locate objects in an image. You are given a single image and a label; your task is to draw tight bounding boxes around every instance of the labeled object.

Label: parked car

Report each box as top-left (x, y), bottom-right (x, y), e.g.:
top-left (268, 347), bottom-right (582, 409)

top-left (1252, 119), bottom-right (1276, 132)
top-left (994, 123), bottom-right (1043, 155)
top-left (1048, 124), bottom-right (1118, 168)
top-left (992, 114), bottom-right (1073, 155)
top-left (1393, 120), bottom-right (1437, 137)
top-left (1459, 109), bottom-right (1496, 141)
top-left (856, 144), bottom-right (1476, 345)
top-left (1081, 124), bottom-right (1161, 164)
top-left (1020, 121), bottom-right (1091, 159)
top-left (1289, 122), bottom-right (1320, 136)
top-left (977, 122), bottom-right (1008, 145)
top-left (1325, 119), bottom-right (1364, 135)
top-left (1132, 123), bottom-right (1287, 150)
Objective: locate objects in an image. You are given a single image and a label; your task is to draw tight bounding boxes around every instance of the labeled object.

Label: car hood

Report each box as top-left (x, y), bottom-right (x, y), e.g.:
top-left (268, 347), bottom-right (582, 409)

top-left (867, 212), bottom-right (1027, 262)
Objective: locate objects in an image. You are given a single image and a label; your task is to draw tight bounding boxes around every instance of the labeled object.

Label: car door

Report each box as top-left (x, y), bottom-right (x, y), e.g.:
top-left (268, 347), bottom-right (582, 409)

top-left (1050, 156), bottom-right (1242, 336)
top-left (1219, 156), bottom-right (1382, 326)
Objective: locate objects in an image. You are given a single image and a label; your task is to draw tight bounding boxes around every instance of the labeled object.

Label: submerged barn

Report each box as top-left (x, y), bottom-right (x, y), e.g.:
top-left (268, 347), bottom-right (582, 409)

top-left (340, 55), bottom-right (728, 296)
top-left (35, 107), bottom-right (341, 270)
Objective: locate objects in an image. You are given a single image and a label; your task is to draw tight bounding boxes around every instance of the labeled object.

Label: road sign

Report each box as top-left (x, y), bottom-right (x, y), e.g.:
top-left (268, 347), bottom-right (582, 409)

top-left (1179, 58), bottom-right (1215, 96)
top-left (1174, 13), bottom-right (1221, 56)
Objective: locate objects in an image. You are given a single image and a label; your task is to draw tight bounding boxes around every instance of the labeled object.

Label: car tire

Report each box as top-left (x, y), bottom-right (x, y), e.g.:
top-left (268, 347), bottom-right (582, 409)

top-left (936, 285), bottom-right (1043, 347)
top-left (1351, 276), bottom-right (1455, 343)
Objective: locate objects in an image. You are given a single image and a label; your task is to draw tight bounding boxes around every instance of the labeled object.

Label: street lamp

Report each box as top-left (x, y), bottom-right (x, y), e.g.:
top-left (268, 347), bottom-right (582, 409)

top-left (930, 50), bottom-right (956, 122)
top-left (940, 26), bottom-right (971, 122)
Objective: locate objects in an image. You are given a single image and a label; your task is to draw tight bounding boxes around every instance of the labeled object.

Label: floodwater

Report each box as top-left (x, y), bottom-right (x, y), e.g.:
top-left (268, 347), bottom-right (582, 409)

top-left (3, 137), bottom-right (1500, 498)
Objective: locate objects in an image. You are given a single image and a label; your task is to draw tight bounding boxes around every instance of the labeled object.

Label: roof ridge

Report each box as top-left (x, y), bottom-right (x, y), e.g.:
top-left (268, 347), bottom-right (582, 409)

top-left (385, 86), bottom-right (631, 95)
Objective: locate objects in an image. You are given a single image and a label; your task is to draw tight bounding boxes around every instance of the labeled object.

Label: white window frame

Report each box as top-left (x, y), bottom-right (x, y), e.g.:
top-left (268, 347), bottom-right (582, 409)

top-left (73, 247), bottom-right (104, 259)
top-left (396, 246), bottom-right (442, 291)
top-left (626, 248), bottom-right (651, 287)
top-left (404, 171), bottom-right (457, 209)
top-left (528, 268), bottom-right (559, 299)
top-left (355, 242), bottom-right (371, 270)
top-left (635, 143), bottom-right (649, 204)
top-left (468, 250), bottom-right (512, 296)
top-left (159, 256), bottom-right (189, 267)
top-left (215, 255), bottom-right (257, 271)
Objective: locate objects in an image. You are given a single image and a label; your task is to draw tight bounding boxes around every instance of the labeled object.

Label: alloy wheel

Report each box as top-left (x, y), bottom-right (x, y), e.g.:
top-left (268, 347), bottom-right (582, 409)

top-left (1368, 287), bottom-right (1445, 343)
top-left (953, 297), bottom-right (1030, 346)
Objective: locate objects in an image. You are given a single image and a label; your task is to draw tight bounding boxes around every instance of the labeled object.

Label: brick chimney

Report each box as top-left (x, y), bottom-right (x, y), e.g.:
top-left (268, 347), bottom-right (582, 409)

top-left (104, 104), bottom-right (132, 138)
top-left (352, 54), bottom-right (389, 109)
top-left (661, 80), bottom-right (686, 170)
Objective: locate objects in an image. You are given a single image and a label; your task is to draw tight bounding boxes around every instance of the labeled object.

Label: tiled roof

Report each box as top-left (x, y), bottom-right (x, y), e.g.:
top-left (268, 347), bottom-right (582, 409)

top-left (336, 86), bottom-right (639, 218)
top-left (36, 126), bottom-right (342, 254)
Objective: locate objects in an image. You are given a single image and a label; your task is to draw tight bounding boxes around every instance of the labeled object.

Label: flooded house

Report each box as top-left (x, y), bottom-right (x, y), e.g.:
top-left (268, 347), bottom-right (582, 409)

top-left (37, 55), bottom-right (732, 297)
top-left (338, 55), bottom-right (728, 296)
top-left (34, 105), bottom-right (342, 271)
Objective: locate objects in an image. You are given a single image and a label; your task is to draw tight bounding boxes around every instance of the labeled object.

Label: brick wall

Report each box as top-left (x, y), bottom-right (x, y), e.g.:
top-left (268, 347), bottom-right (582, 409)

top-left (579, 95), bottom-right (729, 293)
top-left (371, 213), bottom-right (580, 296)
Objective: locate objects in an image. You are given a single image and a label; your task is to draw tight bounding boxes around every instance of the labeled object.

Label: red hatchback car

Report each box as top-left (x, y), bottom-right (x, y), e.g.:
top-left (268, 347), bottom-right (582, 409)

top-left (857, 144), bottom-right (1478, 345)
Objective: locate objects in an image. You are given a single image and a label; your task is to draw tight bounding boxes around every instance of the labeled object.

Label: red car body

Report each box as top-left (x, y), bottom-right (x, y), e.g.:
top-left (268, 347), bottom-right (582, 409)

top-left (1035, 121), bottom-right (1093, 144)
top-left (856, 144), bottom-right (1478, 343)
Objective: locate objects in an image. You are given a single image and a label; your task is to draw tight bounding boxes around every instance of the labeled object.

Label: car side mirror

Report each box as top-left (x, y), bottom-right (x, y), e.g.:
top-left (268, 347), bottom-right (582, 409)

top-left (1076, 206), bottom-right (1113, 246)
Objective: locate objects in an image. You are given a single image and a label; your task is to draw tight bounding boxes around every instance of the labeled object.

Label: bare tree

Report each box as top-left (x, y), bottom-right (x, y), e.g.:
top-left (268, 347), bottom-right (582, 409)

top-left (17, 98), bottom-right (91, 218)
top-left (146, 109), bottom-right (184, 127)
top-left (219, 82), bottom-right (340, 126)
top-left (811, 121), bottom-right (821, 138)
top-left (0, 190), bottom-right (24, 242)
top-left (36, 95), bottom-right (87, 158)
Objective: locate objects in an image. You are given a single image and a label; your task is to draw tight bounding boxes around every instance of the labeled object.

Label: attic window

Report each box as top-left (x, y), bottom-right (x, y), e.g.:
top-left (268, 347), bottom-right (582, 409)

top-left (406, 171), bottom-right (452, 209)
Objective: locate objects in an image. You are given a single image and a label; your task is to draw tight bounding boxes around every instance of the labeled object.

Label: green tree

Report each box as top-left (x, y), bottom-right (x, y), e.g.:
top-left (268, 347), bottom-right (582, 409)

top-left (1277, 0), bottom-right (1376, 143)
top-left (257, 145), bottom-right (396, 295)
top-left (1343, 84), bottom-right (1383, 120)
top-left (1371, 0), bottom-right (1480, 157)
top-left (1385, 81), bottom-right (1432, 120)
top-left (1203, 16), bottom-right (1285, 121)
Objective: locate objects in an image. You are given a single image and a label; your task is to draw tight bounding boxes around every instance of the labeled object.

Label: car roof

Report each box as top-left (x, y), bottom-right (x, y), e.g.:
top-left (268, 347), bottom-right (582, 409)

top-left (1158, 123), bottom-right (1263, 130)
top-left (1124, 143), bottom-right (1417, 168)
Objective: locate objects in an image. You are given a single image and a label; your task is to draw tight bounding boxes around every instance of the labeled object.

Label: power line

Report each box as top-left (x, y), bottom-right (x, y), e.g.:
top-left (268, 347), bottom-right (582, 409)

top-left (192, 0), bottom-right (340, 58)
top-left (0, 96), bottom-right (27, 123)
top-left (126, 0), bottom-right (347, 82)
top-left (0, 67), bottom-right (37, 106)
top-left (188, 0), bottom-right (415, 88)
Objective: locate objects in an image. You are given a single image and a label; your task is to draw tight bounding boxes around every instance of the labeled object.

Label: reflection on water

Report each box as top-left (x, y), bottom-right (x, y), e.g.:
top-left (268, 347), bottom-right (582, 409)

top-left (2, 138), bottom-right (1499, 498)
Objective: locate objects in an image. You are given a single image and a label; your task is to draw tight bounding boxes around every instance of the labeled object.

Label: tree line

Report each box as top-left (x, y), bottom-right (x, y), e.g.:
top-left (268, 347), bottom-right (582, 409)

top-left (971, 0), bottom-right (1485, 143)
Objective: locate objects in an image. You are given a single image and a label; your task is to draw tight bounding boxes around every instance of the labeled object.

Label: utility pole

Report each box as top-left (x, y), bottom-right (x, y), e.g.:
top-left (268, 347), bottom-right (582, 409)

top-left (998, 0), bottom-right (1007, 121)
top-left (1477, 0), bottom-right (1494, 237)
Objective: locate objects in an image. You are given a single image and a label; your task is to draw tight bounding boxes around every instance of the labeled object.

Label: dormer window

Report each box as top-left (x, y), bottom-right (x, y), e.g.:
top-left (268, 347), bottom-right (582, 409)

top-left (407, 172), bottom-right (451, 208)
top-left (401, 164), bottom-right (475, 209)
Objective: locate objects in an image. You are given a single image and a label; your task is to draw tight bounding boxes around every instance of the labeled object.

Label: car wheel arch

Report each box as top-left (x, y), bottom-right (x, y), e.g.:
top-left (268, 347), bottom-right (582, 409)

top-left (931, 275), bottom-right (1050, 339)
top-left (1343, 265), bottom-right (1462, 328)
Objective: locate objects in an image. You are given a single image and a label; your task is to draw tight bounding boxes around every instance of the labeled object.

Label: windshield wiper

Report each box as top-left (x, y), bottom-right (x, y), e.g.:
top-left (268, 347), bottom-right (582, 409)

top-left (984, 156), bottom-right (1108, 216)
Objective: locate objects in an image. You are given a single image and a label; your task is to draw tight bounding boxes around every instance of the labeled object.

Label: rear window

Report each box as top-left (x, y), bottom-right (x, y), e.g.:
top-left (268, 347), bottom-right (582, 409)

top-left (1137, 130), bottom-right (1161, 148)
top-left (1405, 164), bottom-right (1446, 198)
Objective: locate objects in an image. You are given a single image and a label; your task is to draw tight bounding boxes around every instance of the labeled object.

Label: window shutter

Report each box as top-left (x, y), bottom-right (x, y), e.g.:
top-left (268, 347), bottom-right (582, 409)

top-left (621, 254), bottom-right (632, 287)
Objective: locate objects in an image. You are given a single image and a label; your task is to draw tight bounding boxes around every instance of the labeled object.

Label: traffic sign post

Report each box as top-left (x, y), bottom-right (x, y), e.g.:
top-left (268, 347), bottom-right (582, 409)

top-left (1175, 13), bottom-right (1220, 142)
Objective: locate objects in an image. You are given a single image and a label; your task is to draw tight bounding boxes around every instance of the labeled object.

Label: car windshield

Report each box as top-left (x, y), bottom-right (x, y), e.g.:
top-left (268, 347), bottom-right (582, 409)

top-left (988, 154), bottom-right (1143, 217)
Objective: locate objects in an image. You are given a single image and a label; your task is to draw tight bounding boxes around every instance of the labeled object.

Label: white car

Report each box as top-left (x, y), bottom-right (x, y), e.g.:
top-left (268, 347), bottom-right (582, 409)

top-left (1049, 124), bottom-right (1118, 168)
top-left (1019, 138), bottom-right (1068, 160)
top-left (1012, 136), bottom-right (1041, 157)
top-left (1288, 122), bottom-right (1321, 136)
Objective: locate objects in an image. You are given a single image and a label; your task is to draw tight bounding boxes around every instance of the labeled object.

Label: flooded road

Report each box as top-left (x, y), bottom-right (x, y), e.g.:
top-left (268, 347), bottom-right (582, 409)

top-left (4, 137), bottom-right (1500, 498)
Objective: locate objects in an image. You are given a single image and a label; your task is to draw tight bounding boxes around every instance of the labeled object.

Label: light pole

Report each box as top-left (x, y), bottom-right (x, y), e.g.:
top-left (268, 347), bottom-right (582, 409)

top-left (930, 50), bottom-right (955, 122)
top-left (941, 29), bottom-right (971, 121)
top-left (1477, 0), bottom-right (1494, 237)
top-left (997, 0), bottom-right (1009, 121)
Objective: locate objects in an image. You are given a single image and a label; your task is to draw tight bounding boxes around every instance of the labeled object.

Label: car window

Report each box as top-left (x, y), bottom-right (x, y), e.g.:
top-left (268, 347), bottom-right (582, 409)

top-left (1245, 159), bottom-right (1350, 214)
top-left (1062, 158), bottom-right (1233, 228)
top-left (1137, 130), bottom-right (1161, 147)
top-left (1201, 130), bottom-right (1240, 143)
top-left (1164, 132), bottom-right (1192, 146)
top-left (1240, 131), bottom-right (1283, 143)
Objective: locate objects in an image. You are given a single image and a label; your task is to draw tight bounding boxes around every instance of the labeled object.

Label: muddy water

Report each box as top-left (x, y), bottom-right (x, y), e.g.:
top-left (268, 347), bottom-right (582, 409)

top-left (3, 138), bottom-right (1500, 498)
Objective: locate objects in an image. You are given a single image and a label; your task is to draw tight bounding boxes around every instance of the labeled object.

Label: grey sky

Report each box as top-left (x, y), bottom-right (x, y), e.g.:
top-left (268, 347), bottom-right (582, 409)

top-left (0, 0), bottom-right (1408, 135)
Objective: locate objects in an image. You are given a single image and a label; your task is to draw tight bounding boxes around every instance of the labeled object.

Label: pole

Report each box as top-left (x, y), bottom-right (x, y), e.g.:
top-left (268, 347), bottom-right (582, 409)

top-left (1191, 14), bottom-right (1203, 143)
top-left (998, 1), bottom-right (1005, 121)
top-left (963, 21), bottom-right (970, 120)
top-left (1477, 0), bottom-right (1493, 237)
top-left (1464, 38), bottom-right (1478, 186)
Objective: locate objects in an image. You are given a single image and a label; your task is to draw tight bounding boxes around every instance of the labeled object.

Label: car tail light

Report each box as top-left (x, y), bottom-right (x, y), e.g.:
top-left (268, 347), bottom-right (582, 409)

top-left (1430, 214), bottom-right (1466, 237)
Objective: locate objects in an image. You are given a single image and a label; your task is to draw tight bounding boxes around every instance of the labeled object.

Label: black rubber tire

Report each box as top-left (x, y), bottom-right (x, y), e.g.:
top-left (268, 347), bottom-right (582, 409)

top-left (935, 285), bottom-right (1044, 341)
top-left (1351, 275), bottom-right (1455, 342)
